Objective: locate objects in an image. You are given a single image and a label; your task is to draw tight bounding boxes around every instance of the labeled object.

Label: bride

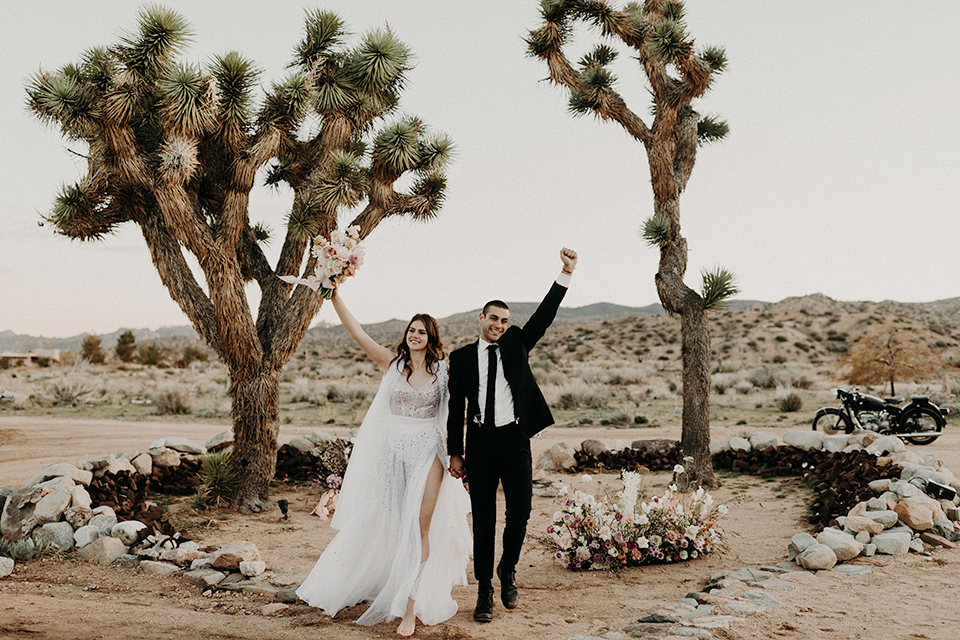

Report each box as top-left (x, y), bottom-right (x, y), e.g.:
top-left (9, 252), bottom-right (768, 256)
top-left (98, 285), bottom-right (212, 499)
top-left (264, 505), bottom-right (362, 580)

top-left (296, 288), bottom-right (471, 636)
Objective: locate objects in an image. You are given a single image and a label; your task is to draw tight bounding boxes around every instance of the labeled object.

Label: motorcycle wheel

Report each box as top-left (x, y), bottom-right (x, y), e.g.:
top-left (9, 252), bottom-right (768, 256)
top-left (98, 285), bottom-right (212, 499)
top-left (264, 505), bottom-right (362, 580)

top-left (900, 407), bottom-right (944, 445)
top-left (812, 408), bottom-right (851, 435)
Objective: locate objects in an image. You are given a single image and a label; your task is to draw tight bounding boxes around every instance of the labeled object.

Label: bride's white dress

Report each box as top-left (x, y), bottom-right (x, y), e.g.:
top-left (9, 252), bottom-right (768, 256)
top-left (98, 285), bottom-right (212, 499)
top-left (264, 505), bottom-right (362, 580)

top-left (296, 359), bottom-right (471, 626)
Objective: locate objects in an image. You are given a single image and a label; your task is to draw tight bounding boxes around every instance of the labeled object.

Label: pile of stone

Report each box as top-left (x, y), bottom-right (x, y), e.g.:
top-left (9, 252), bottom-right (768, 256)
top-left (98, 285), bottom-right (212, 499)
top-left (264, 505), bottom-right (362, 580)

top-left (274, 431), bottom-right (349, 484)
top-left (537, 438), bottom-right (680, 473)
top-left (0, 435), bottom-right (222, 574)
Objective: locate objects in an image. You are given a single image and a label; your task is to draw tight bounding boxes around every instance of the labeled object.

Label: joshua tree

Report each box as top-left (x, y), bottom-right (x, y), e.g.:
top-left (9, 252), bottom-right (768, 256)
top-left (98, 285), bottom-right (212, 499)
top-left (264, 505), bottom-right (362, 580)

top-left (528, 0), bottom-right (735, 487)
top-left (115, 330), bottom-right (137, 363)
top-left (840, 328), bottom-right (941, 395)
top-left (28, 7), bottom-right (453, 511)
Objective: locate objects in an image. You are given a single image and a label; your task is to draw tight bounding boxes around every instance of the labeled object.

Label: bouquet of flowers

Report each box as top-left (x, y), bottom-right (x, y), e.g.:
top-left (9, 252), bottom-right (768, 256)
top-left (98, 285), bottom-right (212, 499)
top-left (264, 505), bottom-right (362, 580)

top-left (541, 465), bottom-right (727, 571)
top-left (279, 226), bottom-right (364, 299)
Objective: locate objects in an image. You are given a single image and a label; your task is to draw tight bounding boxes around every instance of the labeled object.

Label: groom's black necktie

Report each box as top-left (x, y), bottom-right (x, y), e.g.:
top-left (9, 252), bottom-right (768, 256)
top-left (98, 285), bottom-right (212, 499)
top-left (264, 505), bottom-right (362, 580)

top-left (483, 344), bottom-right (498, 433)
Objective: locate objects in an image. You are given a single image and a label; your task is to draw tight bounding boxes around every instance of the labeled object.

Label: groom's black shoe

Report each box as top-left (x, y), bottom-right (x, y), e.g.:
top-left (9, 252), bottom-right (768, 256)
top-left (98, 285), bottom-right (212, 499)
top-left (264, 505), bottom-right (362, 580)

top-left (474, 582), bottom-right (494, 622)
top-left (497, 561), bottom-right (519, 609)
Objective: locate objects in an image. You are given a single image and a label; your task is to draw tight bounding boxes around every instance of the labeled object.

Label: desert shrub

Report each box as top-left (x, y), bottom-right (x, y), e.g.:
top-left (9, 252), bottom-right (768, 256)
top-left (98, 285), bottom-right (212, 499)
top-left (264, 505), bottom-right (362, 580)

top-left (176, 345), bottom-right (209, 368)
top-left (546, 380), bottom-right (608, 410)
top-left (792, 376), bottom-right (813, 390)
top-left (733, 380), bottom-right (754, 395)
top-left (154, 387), bottom-right (192, 415)
top-left (600, 411), bottom-right (631, 426)
top-left (323, 380), bottom-right (375, 404)
top-left (774, 336), bottom-right (787, 343)
top-left (195, 450), bottom-right (239, 507)
top-left (772, 355), bottom-right (786, 364)
top-left (0, 357), bottom-right (12, 370)
top-left (748, 366), bottom-right (779, 389)
top-left (81, 334), bottom-right (105, 364)
top-left (137, 342), bottom-right (170, 366)
top-left (777, 393), bottom-right (804, 413)
top-left (48, 366), bottom-right (99, 404)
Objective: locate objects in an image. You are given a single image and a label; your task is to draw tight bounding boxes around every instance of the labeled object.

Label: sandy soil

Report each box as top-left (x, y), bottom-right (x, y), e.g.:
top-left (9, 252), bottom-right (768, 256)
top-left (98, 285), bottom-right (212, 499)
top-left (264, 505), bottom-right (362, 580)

top-left (2, 417), bottom-right (959, 640)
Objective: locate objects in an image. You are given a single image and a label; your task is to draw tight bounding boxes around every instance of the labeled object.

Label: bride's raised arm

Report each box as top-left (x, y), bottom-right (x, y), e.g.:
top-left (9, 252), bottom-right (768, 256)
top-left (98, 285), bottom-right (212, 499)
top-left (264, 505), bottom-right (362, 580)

top-left (330, 290), bottom-right (394, 370)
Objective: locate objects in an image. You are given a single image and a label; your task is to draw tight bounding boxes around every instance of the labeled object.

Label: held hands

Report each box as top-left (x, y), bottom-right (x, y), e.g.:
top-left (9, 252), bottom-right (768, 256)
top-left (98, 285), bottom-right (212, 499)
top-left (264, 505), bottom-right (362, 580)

top-left (560, 247), bottom-right (578, 274)
top-left (448, 455), bottom-right (466, 480)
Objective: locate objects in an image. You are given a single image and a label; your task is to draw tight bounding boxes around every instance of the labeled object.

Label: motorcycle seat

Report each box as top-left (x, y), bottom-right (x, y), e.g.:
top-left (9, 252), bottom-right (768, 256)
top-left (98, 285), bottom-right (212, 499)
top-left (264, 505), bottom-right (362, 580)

top-left (885, 396), bottom-right (904, 404)
top-left (912, 396), bottom-right (928, 402)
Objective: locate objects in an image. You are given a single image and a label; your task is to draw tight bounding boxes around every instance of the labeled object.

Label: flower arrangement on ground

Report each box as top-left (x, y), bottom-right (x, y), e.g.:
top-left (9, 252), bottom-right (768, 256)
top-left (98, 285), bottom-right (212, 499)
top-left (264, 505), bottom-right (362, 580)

top-left (542, 465), bottom-right (727, 571)
top-left (279, 226), bottom-right (364, 299)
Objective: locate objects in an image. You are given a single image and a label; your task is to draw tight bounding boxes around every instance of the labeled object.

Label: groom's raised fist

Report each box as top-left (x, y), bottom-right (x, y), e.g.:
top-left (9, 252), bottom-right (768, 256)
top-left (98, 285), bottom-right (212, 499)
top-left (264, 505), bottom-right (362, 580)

top-left (560, 248), bottom-right (578, 274)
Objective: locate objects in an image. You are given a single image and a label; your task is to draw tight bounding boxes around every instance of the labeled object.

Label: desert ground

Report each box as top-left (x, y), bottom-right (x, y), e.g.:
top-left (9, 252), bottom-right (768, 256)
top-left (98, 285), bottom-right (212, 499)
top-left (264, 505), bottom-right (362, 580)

top-left (3, 415), bottom-right (960, 640)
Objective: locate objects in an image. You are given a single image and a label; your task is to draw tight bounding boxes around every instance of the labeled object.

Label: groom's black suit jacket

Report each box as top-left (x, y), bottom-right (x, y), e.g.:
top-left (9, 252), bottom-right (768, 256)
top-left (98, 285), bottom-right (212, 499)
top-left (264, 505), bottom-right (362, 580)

top-left (447, 281), bottom-right (568, 457)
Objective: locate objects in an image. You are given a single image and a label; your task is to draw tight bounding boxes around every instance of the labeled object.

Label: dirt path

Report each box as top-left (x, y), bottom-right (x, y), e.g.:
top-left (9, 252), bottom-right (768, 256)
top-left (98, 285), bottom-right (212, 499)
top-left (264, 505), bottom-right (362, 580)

top-left (2, 417), bottom-right (960, 639)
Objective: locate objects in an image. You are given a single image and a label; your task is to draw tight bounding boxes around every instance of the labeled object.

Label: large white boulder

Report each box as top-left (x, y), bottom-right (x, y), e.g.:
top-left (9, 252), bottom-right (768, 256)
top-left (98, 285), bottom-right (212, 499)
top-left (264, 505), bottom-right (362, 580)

top-left (41, 462), bottom-right (93, 486)
top-left (816, 527), bottom-right (864, 561)
top-left (748, 432), bottom-right (779, 450)
top-left (162, 437), bottom-right (205, 454)
top-left (783, 430), bottom-right (824, 451)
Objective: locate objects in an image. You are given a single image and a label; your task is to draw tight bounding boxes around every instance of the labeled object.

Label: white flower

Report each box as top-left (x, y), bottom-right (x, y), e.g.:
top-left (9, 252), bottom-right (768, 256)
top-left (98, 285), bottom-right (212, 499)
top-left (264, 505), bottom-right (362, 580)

top-left (599, 526), bottom-right (612, 541)
top-left (575, 546), bottom-right (590, 561)
top-left (553, 511), bottom-right (564, 521)
top-left (558, 485), bottom-right (569, 496)
top-left (581, 474), bottom-right (592, 483)
top-left (685, 525), bottom-right (700, 537)
top-left (673, 464), bottom-right (685, 474)
top-left (693, 487), bottom-right (705, 501)
top-left (674, 503), bottom-right (685, 516)
top-left (669, 484), bottom-right (678, 493)
top-left (608, 548), bottom-right (618, 557)
top-left (636, 514), bottom-right (649, 526)
top-left (635, 536), bottom-right (649, 549)
top-left (679, 550), bottom-right (688, 560)
top-left (717, 504), bottom-right (728, 515)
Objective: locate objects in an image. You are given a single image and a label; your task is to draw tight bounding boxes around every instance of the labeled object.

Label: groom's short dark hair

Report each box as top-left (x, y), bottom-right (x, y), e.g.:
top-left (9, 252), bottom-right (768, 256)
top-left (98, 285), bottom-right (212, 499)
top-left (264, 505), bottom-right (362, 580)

top-left (482, 300), bottom-right (509, 315)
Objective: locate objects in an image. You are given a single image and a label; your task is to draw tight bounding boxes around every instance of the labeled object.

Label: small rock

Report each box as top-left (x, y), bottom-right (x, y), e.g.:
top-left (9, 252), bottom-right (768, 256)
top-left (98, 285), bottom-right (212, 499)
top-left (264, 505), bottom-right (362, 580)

top-left (723, 567), bottom-right (774, 583)
top-left (830, 564), bottom-right (872, 576)
top-left (689, 615), bottom-right (736, 629)
top-left (131, 453), bottom-right (153, 476)
top-left (748, 432), bottom-right (778, 450)
top-left (580, 439), bottom-right (609, 456)
top-left (637, 614), bottom-right (679, 623)
top-left (205, 431), bottom-right (234, 452)
top-left (861, 510), bottom-right (899, 529)
top-left (822, 434), bottom-right (850, 453)
top-left (817, 528), bottom-right (863, 561)
top-left (866, 435), bottom-right (906, 456)
top-left (191, 557), bottom-right (214, 570)
top-left (782, 430), bottom-right (823, 451)
top-left (536, 443), bottom-right (577, 472)
top-left (262, 603), bottom-right (290, 616)
top-left (894, 502), bottom-right (934, 531)
top-left (151, 448), bottom-right (181, 468)
top-left (89, 512), bottom-right (119, 538)
top-left (719, 601), bottom-right (765, 616)
top-left (844, 515), bottom-right (883, 535)
top-left (240, 584), bottom-right (280, 596)
top-left (277, 585), bottom-right (302, 603)
top-left (797, 544), bottom-right (837, 570)
top-left (868, 479), bottom-right (892, 494)
top-left (74, 525), bottom-right (100, 549)
top-left (112, 521), bottom-right (147, 546)
top-left (873, 531), bottom-right (911, 555)
top-left (103, 457), bottom-right (138, 476)
top-left (41, 462), bottom-right (93, 486)
top-left (709, 438), bottom-right (730, 454)
top-left (672, 628), bottom-right (711, 638)
top-left (39, 521), bottom-right (76, 551)
top-left (862, 543), bottom-right (877, 557)
top-left (0, 557), bottom-right (13, 578)
top-left (240, 560), bottom-right (267, 577)
top-left (920, 531), bottom-right (959, 549)
top-left (78, 536), bottom-right (127, 565)
top-left (909, 538), bottom-right (926, 553)
top-left (210, 541), bottom-right (261, 570)
top-left (287, 437), bottom-right (315, 454)
top-left (162, 437), bottom-right (205, 454)
top-left (729, 436), bottom-right (751, 452)
top-left (788, 532), bottom-right (818, 561)
top-left (184, 568), bottom-right (227, 587)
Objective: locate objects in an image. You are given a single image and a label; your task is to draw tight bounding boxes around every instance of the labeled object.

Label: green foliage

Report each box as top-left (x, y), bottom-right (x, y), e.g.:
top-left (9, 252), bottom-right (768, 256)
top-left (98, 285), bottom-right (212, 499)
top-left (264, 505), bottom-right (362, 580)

top-left (374, 116), bottom-right (423, 173)
top-left (314, 150), bottom-right (370, 210)
top-left (117, 5), bottom-right (193, 78)
top-left (700, 45), bottom-right (728, 73)
top-left (646, 19), bottom-right (689, 63)
top-left (197, 449), bottom-right (240, 507)
top-left (211, 51), bottom-right (260, 129)
top-left (347, 29), bottom-right (410, 93)
top-left (641, 213), bottom-right (671, 247)
top-left (700, 266), bottom-right (739, 311)
top-left (81, 334), bottom-right (105, 364)
top-left (777, 393), bottom-right (804, 413)
top-left (292, 10), bottom-right (347, 69)
top-left (116, 330), bottom-right (137, 363)
top-left (175, 345), bottom-right (209, 368)
top-left (137, 341), bottom-right (169, 366)
top-left (697, 115), bottom-right (729, 145)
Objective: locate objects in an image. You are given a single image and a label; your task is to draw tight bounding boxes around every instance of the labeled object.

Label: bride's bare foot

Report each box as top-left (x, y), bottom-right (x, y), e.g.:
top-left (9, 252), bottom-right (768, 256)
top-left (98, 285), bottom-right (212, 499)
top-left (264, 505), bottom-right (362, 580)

top-left (397, 615), bottom-right (416, 637)
top-left (397, 598), bottom-right (416, 636)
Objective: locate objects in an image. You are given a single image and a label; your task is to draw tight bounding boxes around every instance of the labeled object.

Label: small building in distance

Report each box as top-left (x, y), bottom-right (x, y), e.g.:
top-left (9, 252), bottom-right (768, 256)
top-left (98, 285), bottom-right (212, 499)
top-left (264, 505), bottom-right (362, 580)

top-left (0, 349), bottom-right (62, 366)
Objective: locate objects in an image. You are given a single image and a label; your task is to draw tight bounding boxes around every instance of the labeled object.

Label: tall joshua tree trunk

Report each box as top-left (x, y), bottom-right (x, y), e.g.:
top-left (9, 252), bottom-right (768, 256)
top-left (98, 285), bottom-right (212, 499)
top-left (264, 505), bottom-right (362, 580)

top-left (29, 8), bottom-right (455, 511)
top-left (528, 0), bottom-right (737, 487)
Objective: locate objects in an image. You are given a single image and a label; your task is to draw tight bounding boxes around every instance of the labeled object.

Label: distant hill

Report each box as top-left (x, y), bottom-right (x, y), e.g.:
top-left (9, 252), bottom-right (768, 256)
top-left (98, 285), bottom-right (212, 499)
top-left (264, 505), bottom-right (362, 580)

top-left (0, 326), bottom-right (198, 352)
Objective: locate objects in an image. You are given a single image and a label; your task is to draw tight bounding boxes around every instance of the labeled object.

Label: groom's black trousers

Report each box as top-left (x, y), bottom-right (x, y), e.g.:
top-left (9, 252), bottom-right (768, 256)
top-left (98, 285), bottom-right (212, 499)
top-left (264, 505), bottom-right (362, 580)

top-left (465, 421), bottom-right (532, 583)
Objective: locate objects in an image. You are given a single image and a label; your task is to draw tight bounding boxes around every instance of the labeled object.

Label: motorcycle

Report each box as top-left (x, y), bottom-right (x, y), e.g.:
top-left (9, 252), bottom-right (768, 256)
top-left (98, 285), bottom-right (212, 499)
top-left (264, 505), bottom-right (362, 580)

top-left (811, 387), bottom-right (949, 445)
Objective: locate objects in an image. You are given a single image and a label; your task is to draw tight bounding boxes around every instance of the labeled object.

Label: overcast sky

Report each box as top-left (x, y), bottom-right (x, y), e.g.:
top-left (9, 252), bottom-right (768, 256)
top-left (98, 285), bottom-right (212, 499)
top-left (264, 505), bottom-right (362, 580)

top-left (2, 1), bottom-right (958, 338)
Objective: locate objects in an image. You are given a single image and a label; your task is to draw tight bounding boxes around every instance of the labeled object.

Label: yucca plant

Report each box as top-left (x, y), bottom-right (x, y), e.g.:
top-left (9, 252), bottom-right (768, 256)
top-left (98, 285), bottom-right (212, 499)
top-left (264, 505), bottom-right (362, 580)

top-left (0, 536), bottom-right (53, 561)
top-left (197, 450), bottom-right (240, 507)
top-left (528, 0), bottom-right (732, 488)
top-left (27, 7), bottom-right (454, 512)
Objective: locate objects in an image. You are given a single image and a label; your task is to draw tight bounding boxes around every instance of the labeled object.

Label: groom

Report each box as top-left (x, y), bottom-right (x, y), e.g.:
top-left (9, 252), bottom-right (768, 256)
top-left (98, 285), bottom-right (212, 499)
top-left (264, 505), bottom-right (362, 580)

top-left (447, 247), bottom-right (577, 623)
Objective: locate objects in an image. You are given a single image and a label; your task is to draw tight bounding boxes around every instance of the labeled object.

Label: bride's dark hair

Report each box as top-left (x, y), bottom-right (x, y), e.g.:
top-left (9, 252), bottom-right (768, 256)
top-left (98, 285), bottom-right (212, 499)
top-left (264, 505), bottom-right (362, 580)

top-left (394, 313), bottom-right (444, 379)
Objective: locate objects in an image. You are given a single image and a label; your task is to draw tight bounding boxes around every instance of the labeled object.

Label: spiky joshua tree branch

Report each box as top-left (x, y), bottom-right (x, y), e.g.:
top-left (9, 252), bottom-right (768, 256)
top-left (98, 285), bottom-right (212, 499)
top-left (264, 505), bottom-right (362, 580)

top-left (528, 0), bottom-right (735, 487)
top-left (27, 7), bottom-right (454, 511)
